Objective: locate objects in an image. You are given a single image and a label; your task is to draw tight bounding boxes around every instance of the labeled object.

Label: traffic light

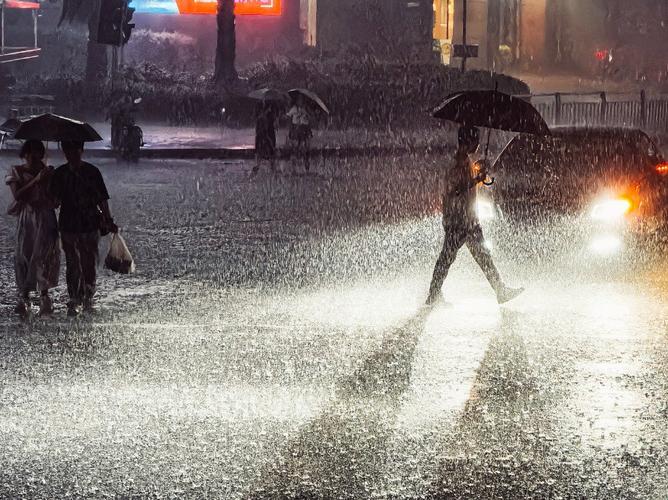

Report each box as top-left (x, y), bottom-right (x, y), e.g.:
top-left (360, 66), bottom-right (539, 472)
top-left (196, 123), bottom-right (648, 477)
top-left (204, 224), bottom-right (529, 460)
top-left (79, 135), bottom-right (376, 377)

top-left (90, 0), bottom-right (136, 46)
top-left (122, 4), bottom-right (136, 44)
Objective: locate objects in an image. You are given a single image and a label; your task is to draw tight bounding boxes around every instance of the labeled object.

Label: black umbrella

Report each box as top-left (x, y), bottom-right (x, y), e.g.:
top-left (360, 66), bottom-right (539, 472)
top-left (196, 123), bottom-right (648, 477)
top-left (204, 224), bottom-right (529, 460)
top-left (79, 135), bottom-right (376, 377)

top-left (14, 113), bottom-right (103, 142)
top-left (0, 117), bottom-right (22, 135)
top-left (247, 88), bottom-right (289, 103)
top-left (288, 88), bottom-right (330, 114)
top-left (433, 90), bottom-right (551, 136)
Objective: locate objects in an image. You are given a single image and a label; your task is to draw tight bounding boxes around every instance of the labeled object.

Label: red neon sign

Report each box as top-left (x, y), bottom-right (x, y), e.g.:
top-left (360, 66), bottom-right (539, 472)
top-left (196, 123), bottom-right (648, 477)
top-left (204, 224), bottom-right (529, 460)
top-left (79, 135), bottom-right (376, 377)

top-left (5, 1), bottom-right (40, 8)
top-left (174, 0), bottom-right (281, 15)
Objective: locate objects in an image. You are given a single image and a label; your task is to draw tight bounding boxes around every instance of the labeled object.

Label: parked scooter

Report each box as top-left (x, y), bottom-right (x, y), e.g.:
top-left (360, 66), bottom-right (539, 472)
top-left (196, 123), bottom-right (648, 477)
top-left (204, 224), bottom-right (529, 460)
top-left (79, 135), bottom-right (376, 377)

top-left (594, 48), bottom-right (615, 81)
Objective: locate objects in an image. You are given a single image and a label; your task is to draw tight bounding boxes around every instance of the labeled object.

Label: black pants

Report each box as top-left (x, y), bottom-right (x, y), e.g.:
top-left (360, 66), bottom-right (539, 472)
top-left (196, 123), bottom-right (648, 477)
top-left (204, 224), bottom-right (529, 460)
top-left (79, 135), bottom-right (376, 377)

top-left (429, 223), bottom-right (502, 296)
top-left (61, 231), bottom-right (100, 305)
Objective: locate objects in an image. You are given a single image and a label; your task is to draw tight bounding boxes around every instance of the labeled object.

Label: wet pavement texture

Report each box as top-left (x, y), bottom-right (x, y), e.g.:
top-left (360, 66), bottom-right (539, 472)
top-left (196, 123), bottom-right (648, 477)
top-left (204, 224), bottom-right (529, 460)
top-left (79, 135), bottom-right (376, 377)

top-left (1, 156), bottom-right (667, 499)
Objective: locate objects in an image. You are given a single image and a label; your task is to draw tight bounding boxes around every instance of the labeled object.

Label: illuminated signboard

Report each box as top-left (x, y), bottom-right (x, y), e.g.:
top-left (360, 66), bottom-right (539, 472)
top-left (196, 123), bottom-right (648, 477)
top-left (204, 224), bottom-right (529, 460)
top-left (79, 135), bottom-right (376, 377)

top-left (132, 0), bottom-right (281, 15)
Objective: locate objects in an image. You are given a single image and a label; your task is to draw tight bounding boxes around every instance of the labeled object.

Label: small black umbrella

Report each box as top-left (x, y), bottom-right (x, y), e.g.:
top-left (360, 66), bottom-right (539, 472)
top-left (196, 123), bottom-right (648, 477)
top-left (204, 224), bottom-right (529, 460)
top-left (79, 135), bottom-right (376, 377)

top-left (0, 117), bottom-right (22, 136)
top-left (247, 88), bottom-right (289, 103)
top-left (14, 113), bottom-right (103, 142)
top-left (433, 90), bottom-right (551, 136)
top-left (288, 88), bottom-right (330, 114)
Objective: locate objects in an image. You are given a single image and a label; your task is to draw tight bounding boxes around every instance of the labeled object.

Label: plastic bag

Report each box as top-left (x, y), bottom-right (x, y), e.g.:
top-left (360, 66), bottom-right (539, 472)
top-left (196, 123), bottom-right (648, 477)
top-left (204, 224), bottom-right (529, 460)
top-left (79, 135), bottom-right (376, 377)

top-left (104, 233), bottom-right (136, 274)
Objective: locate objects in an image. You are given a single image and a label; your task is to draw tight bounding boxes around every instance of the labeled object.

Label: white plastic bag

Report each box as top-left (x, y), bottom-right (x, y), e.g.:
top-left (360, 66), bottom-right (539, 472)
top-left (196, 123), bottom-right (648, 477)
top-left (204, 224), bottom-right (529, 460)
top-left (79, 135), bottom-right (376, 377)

top-left (104, 233), bottom-right (136, 274)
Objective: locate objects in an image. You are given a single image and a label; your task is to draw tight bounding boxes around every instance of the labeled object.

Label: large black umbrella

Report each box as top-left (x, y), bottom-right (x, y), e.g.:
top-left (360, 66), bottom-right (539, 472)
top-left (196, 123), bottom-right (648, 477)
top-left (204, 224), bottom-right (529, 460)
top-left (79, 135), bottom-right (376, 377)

top-left (14, 113), bottom-right (103, 142)
top-left (288, 88), bottom-right (330, 114)
top-left (433, 90), bottom-right (551, 136)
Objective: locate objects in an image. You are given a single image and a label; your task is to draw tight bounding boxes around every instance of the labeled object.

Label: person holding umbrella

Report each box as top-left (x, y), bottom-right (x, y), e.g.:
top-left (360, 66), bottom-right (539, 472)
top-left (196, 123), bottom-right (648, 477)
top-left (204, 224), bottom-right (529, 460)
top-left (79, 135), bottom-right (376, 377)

top-left (286, 89), bottom-right (329, 174)
top-left (426, 90), bottom-right (549, 305)
top-left (426, 126), bottom-right (523, 305)
top-left (252, 102), bottom-right (278, 175)
top-left (5, 140), bottom-right (60, 317)
top-left (50, 140), bottom-right (118, 316)
top-left (248, 89), bottom-right (286, 176)
top-left (286, 93), bottom-right (313, 173)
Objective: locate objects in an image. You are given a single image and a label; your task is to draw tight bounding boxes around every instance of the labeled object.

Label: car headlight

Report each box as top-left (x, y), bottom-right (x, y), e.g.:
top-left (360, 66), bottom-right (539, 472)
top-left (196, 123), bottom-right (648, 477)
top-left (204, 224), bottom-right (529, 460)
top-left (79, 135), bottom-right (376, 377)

top-left (476, 199), bottom-right (496, 221)
top-left (590, 198), bottom-right (632, 221)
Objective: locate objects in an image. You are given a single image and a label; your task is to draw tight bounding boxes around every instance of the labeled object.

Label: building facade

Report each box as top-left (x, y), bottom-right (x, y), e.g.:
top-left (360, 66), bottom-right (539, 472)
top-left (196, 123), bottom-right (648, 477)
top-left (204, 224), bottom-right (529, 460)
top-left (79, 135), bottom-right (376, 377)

top-left (302, 0), bottom-right (435, 61)
top-left (432, 0), bottom-right (667, 77)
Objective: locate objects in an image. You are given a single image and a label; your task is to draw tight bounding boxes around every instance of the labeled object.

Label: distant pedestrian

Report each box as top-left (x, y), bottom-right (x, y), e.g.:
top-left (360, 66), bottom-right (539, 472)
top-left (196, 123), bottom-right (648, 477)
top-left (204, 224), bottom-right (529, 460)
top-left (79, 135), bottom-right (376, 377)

top-left (50, 141), bottom-right (118, 316)
top-left (286, 94), bottom-right (313, 172)
top-left (426, 126), bottom-right (524, 305)
top-left (252, 103), bottom-right (278, 175)
top-left (109, 92), bottom-right (132, 151)
top-left (5, 140), bottom-right (60, 317)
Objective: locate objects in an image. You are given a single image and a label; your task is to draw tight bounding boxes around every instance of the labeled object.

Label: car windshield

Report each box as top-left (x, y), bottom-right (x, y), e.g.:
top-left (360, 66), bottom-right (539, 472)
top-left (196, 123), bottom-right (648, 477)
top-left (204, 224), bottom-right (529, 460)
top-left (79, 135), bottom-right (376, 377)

top-left (497, 131), bottom-right (656, 179)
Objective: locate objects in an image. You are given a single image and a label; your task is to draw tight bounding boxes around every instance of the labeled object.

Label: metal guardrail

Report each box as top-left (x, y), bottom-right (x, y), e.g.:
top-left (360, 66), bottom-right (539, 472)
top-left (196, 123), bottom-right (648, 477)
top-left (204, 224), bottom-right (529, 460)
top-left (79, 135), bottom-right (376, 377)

top-left (517, 91), bottom-right (668, 133)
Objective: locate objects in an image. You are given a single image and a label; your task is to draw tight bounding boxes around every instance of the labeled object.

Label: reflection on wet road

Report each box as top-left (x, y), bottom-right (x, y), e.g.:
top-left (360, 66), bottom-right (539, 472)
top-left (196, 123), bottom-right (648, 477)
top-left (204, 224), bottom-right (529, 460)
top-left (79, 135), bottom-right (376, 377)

top-left (0, 159), bottom-right (667, 498)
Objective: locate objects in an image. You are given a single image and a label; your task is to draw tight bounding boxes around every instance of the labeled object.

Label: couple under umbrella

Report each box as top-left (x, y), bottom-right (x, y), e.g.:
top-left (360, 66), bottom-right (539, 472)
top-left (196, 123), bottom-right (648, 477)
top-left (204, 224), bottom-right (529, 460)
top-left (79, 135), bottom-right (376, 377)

top-left (427, 90), bottom-right (550, 305)
top-left (248, 88), bottom-right (329, 174)
top-left (6, 114), bottom-right (119, 317)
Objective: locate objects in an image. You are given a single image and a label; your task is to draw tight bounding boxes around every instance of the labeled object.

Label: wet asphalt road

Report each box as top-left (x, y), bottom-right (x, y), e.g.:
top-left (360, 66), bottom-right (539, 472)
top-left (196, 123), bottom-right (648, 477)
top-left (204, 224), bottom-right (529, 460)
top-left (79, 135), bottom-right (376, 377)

top-left (1, 157), bottom-right (667, 499)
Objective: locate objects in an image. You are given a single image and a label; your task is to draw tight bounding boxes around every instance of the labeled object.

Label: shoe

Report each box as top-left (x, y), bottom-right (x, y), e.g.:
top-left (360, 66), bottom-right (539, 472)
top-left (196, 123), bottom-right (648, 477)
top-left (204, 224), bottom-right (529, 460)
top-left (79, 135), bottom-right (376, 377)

top-left (425, 291), bottom-right (444, 306)
top-left (67, 302), bottom-right (80, 317)
top-left (39, 295), bottom-right (54, 316)
top-left (497, 286), bottom-right (525, 305)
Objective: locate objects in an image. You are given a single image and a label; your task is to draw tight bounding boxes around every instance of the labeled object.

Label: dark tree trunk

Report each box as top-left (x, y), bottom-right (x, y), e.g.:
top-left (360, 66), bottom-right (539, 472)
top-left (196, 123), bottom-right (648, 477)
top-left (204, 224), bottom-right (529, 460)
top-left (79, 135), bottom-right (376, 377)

top-left (85, 14), bottom-right (108, 84)
top-left (85, 39), bottom-right (108, 83)
top-left (214, 0), bottom-right (238, 84)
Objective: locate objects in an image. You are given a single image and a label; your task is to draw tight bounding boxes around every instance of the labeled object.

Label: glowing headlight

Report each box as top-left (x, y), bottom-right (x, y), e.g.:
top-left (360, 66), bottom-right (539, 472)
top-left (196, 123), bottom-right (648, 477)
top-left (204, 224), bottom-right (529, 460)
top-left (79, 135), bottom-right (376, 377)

top-left (590, 198), bottom-right (632, 221)
top-left (476, 200), bottom-right (496, 221)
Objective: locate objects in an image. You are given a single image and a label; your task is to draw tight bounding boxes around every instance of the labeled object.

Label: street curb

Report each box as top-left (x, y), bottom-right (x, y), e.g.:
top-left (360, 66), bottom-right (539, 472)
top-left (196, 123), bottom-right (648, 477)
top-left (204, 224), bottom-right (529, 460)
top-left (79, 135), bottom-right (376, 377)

top-left (0, 145), bottom-right (452, 161)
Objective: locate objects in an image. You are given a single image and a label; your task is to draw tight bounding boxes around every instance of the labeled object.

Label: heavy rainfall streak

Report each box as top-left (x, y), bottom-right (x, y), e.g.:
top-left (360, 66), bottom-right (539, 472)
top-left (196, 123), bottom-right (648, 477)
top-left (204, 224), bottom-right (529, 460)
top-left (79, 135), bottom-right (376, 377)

top-left (1, 0), bottom-right (667, 498)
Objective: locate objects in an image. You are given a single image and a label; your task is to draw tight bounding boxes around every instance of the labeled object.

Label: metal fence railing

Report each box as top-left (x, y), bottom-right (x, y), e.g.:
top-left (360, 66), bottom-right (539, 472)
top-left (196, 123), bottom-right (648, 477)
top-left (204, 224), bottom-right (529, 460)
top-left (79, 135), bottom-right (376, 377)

top-left (517, 91), bottom-right (668, 133)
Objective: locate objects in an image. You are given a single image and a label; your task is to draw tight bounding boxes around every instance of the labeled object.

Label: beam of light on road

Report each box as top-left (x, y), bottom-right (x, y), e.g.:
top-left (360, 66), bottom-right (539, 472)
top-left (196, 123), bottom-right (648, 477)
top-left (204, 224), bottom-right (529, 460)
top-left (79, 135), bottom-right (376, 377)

top-left (544, 284), bottom-right (650, 452)
top-left (589, 235), bottom-right (623, 255)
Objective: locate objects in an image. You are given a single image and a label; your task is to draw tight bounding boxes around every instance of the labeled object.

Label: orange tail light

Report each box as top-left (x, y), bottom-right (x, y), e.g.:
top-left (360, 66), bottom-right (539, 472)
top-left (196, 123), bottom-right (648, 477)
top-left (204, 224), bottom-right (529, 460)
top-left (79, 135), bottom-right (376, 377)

top-left (656, 162), bottom-right (668, 175)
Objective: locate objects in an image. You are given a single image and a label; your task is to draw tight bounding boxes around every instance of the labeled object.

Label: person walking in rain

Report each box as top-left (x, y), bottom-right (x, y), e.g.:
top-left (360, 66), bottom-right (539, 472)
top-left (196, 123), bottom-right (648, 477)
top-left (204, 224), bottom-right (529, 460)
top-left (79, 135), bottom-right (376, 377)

top-left (5, 140), bottom-right (60, 317)
top-left (252, 103), bottom-right (278, 175)
top-left (426, 126), bottom-right (524, 305)
top-left (109, 91), bottom-right (132, 151)
top-left (50, 141), bottom-right (118, 316)
top-left (286, 93), bottom-right (313, 173)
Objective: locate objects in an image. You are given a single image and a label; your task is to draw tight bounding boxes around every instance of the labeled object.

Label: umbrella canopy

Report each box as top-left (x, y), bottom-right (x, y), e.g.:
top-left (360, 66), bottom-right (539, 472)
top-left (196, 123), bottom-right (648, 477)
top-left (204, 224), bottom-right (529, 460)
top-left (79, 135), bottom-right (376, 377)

top-left (14, 113), bottom-right (103, 142)
top-left (247, 88), bottom-right (289, 103)
top-left (288, 88), bottom-right (330, 114)
top-left (433, 90), bottom-right (551, 136)
top-left (0, 118), bottom-right (22, 135)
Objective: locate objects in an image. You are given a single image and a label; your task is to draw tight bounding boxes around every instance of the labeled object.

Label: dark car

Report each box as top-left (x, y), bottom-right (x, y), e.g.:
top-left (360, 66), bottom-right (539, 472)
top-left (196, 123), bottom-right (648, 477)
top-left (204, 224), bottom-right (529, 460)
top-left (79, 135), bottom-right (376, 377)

top-left (477, 127), bottom-right (668, 256)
